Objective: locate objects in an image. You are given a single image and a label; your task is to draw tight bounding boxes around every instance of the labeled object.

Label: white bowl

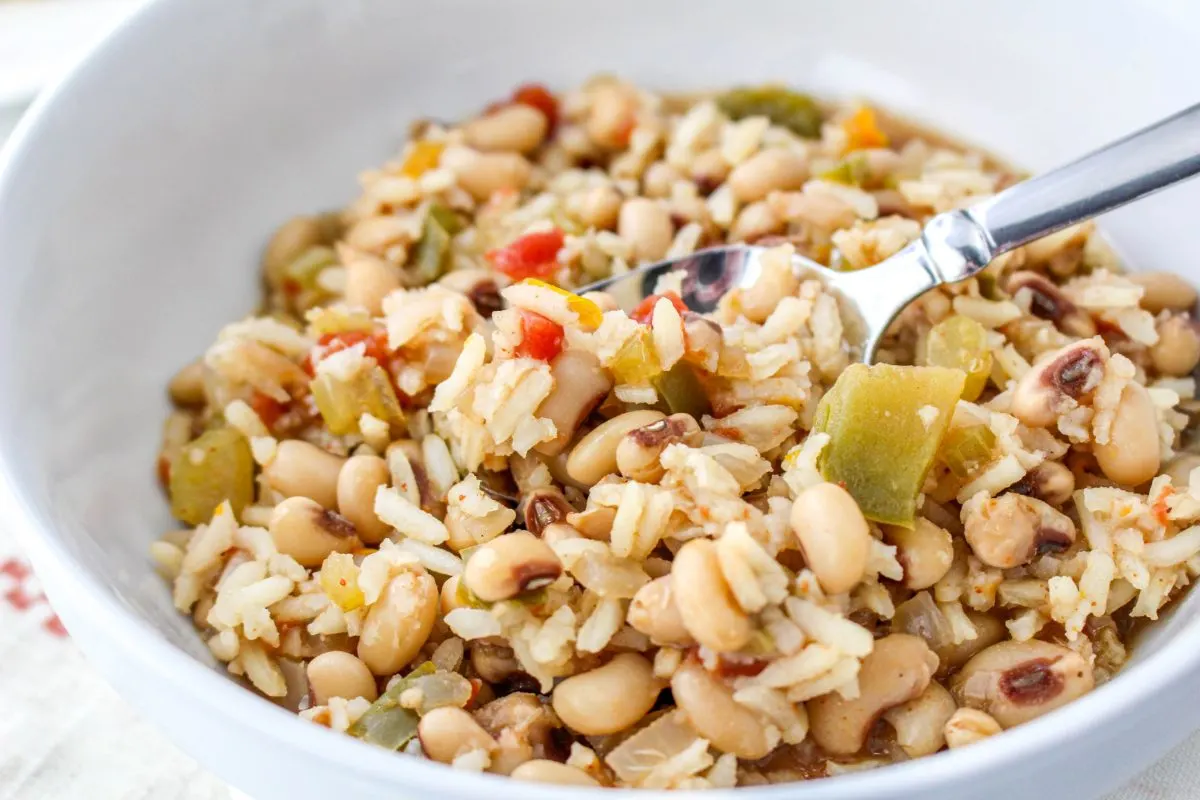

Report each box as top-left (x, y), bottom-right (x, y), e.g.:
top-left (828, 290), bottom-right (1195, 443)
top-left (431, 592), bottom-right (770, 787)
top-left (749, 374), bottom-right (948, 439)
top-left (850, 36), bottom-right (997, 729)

top-left (2, 1), bottom-right (1200, 798)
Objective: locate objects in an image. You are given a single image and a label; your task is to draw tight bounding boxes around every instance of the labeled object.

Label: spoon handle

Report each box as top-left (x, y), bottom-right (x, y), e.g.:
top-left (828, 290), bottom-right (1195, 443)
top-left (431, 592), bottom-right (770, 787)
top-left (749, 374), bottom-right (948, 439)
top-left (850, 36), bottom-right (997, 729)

top-left (925, 102), bottom-right (1200, 283)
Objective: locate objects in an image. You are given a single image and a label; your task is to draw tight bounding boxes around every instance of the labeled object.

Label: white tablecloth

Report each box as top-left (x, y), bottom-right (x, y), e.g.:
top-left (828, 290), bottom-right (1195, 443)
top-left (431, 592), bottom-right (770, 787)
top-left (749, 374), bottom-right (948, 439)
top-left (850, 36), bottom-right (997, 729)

top-left (2, 83), bottom-right (1200, 800)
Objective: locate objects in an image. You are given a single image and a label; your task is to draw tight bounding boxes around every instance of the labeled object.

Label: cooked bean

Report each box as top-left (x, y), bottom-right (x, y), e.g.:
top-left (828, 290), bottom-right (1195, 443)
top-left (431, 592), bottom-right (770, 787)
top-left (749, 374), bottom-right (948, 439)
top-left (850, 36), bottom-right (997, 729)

top-left (963, 493), bottom-right (1076, 569)
top-left (566, 410), bottom-right (665, 486)
top-left (306, 651), bottom-right (378, 703)
top-left (469, 640), bottom-right (520, 683)
top-left (728, 148), bottom-right (808, 203)
top-left (1131, 271), bottom-right (1198, 313)
top-left (1009, 460), bottom-right (1075, 507)
top-left (571, 184), bottom-right (623, 231)
top-left (615, 413), bottom-right (703, 483)
top-left (445, 499), bottom-right (514, 553)
top-left (440, 574), bottom-right (468, 616)
top-left (344, 255), bottom-right (400, 316)
top-left (738, 251), bottom-right (800, 324)
top-left (1005, 271), bottom-right (1095, 338)
top-left (627, 576), bottom-right (694, 646)
top-left (671, 538), bottom-right (752, 653)
top-left (474, 693), bottom-right (563, 773)
top-left (881, 681), bottom-right (956, 758)
top-left (808, 634), bottom-right (939, 756)
top-left (268, 497), bottom-right (361, 568)
top-left (551, 653), bottom-right (660, 735)
top-left (671, 660), bottom-right (774, 759)
top-left (564, 506), bottom-right (615, 541)
top-left (886, 518), bottom-right (954, 590)
top-left (1151, 315), bottom-right (1200, 376)
top-left (936, 611), bottom-right (1006, 677)
top-left (358, 568), bottom-right (438, 675)
top-left (168, 361), bottom-right (208, 407)
top-left (263, 214), bottom-right (337, 287)
top-left (728, 200), bottom-right (784, 243)
top-left (1094, 381), bottom-right (1161, 485)
top-left (943, 707), bottom-right (1002, 748)
top-left (690, 148), bottom-right (730, 188)
top-left (790, 483), bottom-right (871, 594)
top-left (618, 198), bottom-right (674, 262)
top-left (464, 104), bottom-right (548, 154)
top-left (1009, 339), bottom-right (1106, 428)
top-left (643, 161), bottom-right (682, 198)
top-left (463, 532), bottom-right (562, 602)
top-left (534, 350), bottom-right (613, 457)
top-left (449, 149), bottom-right (532, 201)
top-left (264, 440), bottom-right (346, 509)
top-left (510, 760), bottom-right (599, 786)
top-left (586, 84), bottom-right (638, 150)
top-left (951, 640), bottom-right (1094, 729)
top-left (336, 455), bottom-right (391, 545)
top-left (417, 707), bottom-right (497, 764)
top-left (519, 487), bottom-right (573, 537)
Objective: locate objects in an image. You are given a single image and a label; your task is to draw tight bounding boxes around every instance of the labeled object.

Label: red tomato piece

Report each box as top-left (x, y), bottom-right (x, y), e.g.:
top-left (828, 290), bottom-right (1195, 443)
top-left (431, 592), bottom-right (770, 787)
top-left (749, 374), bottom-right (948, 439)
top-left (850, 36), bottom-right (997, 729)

top-left (249, 391), bottom-right (288, 433)
top-left (515, 310), bottom-right (565, 361)
top-left (631, 291), bottom-right (689, 325)
top-left (313, 330), bottom-right (391, 367)
top-left (486, 228), bottom-right (565, 281)
top-left (512, 83), bottom-right (559, 132)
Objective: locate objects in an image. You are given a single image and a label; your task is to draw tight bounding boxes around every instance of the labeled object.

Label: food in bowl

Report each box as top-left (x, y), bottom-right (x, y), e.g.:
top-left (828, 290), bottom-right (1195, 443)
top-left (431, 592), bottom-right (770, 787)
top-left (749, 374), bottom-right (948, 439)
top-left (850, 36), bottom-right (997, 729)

top-left (151, 76), bottom-right (1200, 788)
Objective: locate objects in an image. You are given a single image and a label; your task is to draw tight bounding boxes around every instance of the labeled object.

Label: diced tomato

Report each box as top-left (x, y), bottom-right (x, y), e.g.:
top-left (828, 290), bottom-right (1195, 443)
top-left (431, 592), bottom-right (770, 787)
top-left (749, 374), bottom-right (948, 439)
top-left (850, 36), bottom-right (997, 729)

top-left (631, 291), bottom-right (689, 325)
top-left (465, 678), bottom-right (484, 710)
top-left (249, 391), bottom-right (288, 433)
top-left (512, 83), bottom-right (558, 132)
top-left (313, 329), bottom-right (392, 368)
top-left (486, 228), bottom-right (565, 281)
top-left (156, 454), bottom-right (171, 487)
top-left (515, 310), bottom-right (564, 361)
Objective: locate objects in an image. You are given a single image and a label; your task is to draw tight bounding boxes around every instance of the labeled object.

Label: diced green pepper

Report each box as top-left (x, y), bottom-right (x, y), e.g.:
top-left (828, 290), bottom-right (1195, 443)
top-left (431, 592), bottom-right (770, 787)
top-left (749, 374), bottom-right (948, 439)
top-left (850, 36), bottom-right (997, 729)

top-left (348, 662), bottom-right (436, 749)
top-left (169, 428), bottom-right (254, 525)
top-left (311, 363), bottom-right (405, 436)
top-left (940, 424), bottom-right (998, 479)
top-left (284, 245), bottom-right (337, 293)
top-left (610, 329), bottom-right (661, 386)
top-left (814, 364), bottom-right (965, 526)
top-left (454, 575), bottom-right (491, 609)
top-left (717, 86), bottom-right (823, 139)
top-left (652, 361), bottom-right (711, 419)
top-left (819, 155), bottom-right (871, 187)
top-left (924, 315), bottom-right (993, 401)
top-left (407, 204), bottom-right (461, 287)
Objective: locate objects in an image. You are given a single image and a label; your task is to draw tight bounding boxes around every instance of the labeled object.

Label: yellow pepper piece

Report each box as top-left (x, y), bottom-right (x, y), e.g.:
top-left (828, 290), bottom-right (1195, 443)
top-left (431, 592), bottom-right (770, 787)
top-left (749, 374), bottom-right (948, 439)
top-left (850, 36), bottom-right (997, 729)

top-left (521, 278), bottom-right (604, 330)
top-left (940, 424), bottom-right (998, 480)
top-left (610, 328), bottom-right (662, 385)
top-left (814, 363), bottom-right (965, 526)
top-left (925, 315), bottom-right (993, 401)
top-left (319, 552), bottom-right (365, 611)
top-left (842, 106), bottom-right (889, 153)
top-left (400, 141), bottom-right (444, 179)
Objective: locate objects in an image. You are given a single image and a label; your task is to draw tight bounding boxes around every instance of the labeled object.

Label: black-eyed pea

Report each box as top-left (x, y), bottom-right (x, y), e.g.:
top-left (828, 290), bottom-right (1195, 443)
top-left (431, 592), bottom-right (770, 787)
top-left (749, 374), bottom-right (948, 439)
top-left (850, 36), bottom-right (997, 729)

top-left (950, 640), bottom-right (1093, 728)
top-left (439, 269), bottom-right (504, 319)
top-left (615, 413), bottom-right (703, 483)
top-left (469, 640), bottom-right (520, 683)
top-left (534, 350), bottom-right (613, 457)
top-left (519, 487), bottom-right (573, 537)
top-left (1010, 460), bottom-right (1076, 507)
top-left (943, 707), bottom-right (1003, 748)
top-left (344, 255), bottom-right (400, 316)
top-left (510, 760), bottom-right (599, 786)
top-left (808, 634), bottom-right (939, 756)
top-left (671, 660), bottom-right (775, 759)
top-left (586, 84), bottom-right (638, 150)
top-left (417, 707), bottom-right (498, 764)
top-left (306, 651), bottom-right (378, 704)
top-left (1093, 381), bottom-right (1161, 486)
top-left (464, 104), bottom-right (548, 154)
top-left (963, 493), bottom-right (1076, 569)
top-left (551, 653), bottom-right (661, 735)
top-left (727, 148), bottom-right (807, 203)
top-left (936, 611), bottom-right (1006, 677)
top-left (1005, 271), bottom-right (1096, 338)
top-left (627, 576), bottom-right (694, 647)
top-left (439, 574), bottom-right (468, 616)
top-left (738, 252), bottom-right (801, 324)
top-left (462, 532), bottom-right (562, 603)
top-left (643, 161), bottom-right (682, 198)
top-left (1009, 339), bottom-right (1107, 428)
top-left (690, 148), bottom-right (730, 188)
top-left (566, 410), bottom-right (665, 486)
top-left (357, 568), bottom-right (439, 676)
top-left (445, 499), bottom-right (515, 553)
top-left (1151, 316), bottom-right (1200, 376)
top-left (564, 506), bottom-right (615, 541)
top-left (618, 198), bottom-right (674, 262)
top-left (336, 455), bottom-right (392, 545)
top-left (885, 518), bottom-right (954, 591)
top-left (1131, 271), bottom-right (1198, 314)
top-left (168, 360), bottom-right (208, 407)
top-left (790, 483), bottom-right (872, 594)
top-left (264, 440), bottom-right (346, 509)
top-left (268, 497), bottom-right (361, 568)
top-left (671, 538), bottom-right (752, 653)
top-left (881, 681), bottom-right (957, 758)
top-left (728, 200), bottom-right (784, 243)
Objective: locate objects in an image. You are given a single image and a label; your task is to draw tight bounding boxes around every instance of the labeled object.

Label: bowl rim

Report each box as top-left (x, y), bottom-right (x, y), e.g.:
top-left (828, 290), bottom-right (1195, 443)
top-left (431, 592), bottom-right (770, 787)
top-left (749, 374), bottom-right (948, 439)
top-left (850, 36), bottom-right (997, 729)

top-left (2, 0), bottom-right (1199, 797)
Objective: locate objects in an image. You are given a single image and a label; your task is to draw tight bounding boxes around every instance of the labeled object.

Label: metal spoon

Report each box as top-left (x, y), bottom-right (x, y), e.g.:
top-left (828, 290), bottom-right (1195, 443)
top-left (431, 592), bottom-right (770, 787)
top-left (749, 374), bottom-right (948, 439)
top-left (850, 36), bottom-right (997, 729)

top-left (578, 103), bottom-right (1200, 363)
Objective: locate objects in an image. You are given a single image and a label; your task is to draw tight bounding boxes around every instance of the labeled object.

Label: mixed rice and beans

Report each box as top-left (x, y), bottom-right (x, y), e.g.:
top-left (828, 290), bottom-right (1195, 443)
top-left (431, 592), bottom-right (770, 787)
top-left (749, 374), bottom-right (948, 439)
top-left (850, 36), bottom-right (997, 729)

top-left (153, 77), bottom-right (1200, 787)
